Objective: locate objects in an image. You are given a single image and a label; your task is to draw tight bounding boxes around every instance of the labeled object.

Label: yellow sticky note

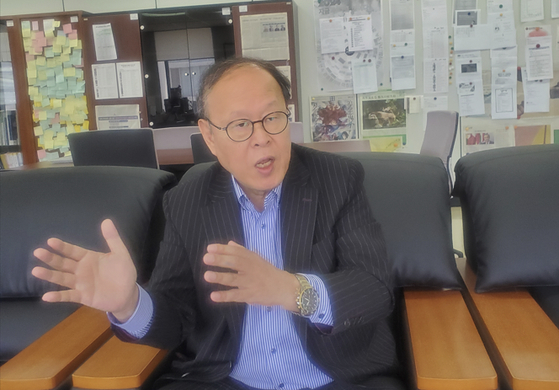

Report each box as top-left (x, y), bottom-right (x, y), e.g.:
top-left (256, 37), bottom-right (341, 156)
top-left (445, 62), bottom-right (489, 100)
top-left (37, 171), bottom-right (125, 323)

top-left (54, 21), bottom-right (60, 28)
top-left (27, 60), bottom-right (36, 70)
top-left (53, 44), bottom-right (62, 54)
top-left (27, 68), bottom-right (37, 79)
top-left (28, 86), bottom-right (39, 96)
top-left (69, 39), bottom-right (78, 48)
top-left (63, 67), bottom-right (76, 77)
top-left (77, 40), bottom-right (82, 49)
top-left (61, 53), bottom-right (70, 63)
top-left (22, 28), bottom-right (31, 38)
top-left (34, 125), bottom-right (44, 136)
top-left (34, 100), bottom-right (42, 108)
top-left (82, 120), bottom-right (89, 130)
top-left (71, 114), bottom-right (84, 124)
top-left (38, 70), bottom-right (47, 81)
top-left (46, 58), bottom-right (56, 68)
top-left (45, 29), bottom-right (55, 38)
top-left (52, 99), bottom-right (62, 108)
top-left (39, 111), bottom-right (47, 121)
top-left (56, 35), bottom-right (66, 46)
top-left (36, 56), bottom-right (46, 66)
top-left (74, 125), bottom-right (81, 133)
top-left (23, 38), bottom-right (32, 48)
top-left (63, 46), bottom-right (71, 54)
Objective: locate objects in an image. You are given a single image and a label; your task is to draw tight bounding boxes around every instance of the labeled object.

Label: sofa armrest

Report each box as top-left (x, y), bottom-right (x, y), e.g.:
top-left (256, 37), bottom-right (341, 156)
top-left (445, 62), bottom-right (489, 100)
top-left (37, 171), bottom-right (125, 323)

top-left (404, 289), bottom-right (497, 390)
top-left (0, 306), bottom-right (111, 390)
top-left (457, 258), bottom-right (559, 390)
top-left (72, 336), bottom-right (168, 389)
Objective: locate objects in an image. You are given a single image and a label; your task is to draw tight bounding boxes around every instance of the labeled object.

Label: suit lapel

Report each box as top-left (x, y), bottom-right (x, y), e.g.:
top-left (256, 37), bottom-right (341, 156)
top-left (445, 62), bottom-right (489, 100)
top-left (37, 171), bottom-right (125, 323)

top-left (200, 166), bottom-right (246, 348)
top-left (281, 148), bottom-right (319, 343)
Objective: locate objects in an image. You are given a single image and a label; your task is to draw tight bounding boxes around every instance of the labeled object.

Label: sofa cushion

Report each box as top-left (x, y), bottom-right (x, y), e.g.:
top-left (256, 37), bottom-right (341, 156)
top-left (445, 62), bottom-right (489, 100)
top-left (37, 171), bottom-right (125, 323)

top-left (0, 166), bottom-right (176, 298)
top-left (453, 145), bottom-right (559, 291)
top-left (342, 152), bottom-right (460, 288)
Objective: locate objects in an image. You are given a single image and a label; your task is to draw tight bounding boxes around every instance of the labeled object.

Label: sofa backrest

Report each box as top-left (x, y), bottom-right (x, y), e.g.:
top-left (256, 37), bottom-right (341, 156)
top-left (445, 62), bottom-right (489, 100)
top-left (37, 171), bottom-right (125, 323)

top-left (453, 144), bottom-right (559, 292)
top-left (0, 166), bottom-right (176, 298)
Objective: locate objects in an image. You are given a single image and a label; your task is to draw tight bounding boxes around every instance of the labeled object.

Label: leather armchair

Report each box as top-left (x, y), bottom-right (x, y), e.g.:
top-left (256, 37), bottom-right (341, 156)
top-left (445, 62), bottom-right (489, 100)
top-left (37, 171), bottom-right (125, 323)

top-left (70, 149), bottom-right (497, 390)
top-left (0, 166), bottom-right (176, 390)
top-left (452, 144), bottom-right (559, 389)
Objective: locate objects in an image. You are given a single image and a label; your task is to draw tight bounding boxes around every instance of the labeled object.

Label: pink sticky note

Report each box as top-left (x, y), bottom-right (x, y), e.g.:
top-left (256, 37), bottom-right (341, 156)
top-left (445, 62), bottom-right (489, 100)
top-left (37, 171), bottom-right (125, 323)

top-left (32, 21), bottom-right (39, 31)
top-left (37, 149), bottom-right (47, 160)
top-left (46, 37), bottom-right (54, 46)
top-left (26, 53), bottom-right (35, 61)
top-left (38, 37), bottom-right (47, 47)
top-left (63, 23), bottom-right (73, 34)
top-left (35, 31), bottom-right (45, 39)
top-left (52, 113), bottom-right (60, 124)
top-left (68, 32), bottom-right (78, 40)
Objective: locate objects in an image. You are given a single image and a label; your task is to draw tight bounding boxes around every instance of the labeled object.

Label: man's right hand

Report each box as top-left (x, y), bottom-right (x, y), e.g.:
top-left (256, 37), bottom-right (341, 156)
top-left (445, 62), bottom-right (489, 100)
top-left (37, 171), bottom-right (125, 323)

top-left (32, 219), bottom-right (139, 323)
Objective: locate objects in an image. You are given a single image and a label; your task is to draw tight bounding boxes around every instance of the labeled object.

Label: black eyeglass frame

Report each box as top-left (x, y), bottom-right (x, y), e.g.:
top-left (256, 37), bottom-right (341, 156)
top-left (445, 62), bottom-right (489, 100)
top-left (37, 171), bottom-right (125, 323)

top-left (205, 110), bottom-right (290, 142)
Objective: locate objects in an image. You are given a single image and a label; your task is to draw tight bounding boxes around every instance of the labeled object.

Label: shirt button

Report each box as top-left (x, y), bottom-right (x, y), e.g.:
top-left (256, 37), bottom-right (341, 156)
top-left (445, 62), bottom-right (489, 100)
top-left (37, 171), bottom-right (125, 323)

top-left (261, 223), bottom-right (266, 229)
top-left (278, 384), bottom-right (284, 388)
top-left (318, 313), bottom-right (325, 319)
top-left (266, 306), bottom-right (272, 312)
top-left (271, 348), bottom-right (277, 354)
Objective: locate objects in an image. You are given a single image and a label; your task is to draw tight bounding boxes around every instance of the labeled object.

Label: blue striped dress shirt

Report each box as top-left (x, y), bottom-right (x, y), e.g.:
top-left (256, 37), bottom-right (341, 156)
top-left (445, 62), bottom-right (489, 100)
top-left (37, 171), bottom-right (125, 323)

top-left (111, 177), bottom-right (334, 389)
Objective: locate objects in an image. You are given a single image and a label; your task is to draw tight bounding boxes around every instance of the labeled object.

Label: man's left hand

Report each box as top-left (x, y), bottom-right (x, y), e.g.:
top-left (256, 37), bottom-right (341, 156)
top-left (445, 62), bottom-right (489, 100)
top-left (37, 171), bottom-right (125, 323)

top-left (203, 241), bottom-right (299, 311)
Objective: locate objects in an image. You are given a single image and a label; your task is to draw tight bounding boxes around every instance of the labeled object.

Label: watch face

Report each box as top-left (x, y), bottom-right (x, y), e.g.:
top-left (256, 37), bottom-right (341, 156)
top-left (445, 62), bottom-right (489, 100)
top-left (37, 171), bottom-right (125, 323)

top-left (301, 288), bottom-right (319, 316)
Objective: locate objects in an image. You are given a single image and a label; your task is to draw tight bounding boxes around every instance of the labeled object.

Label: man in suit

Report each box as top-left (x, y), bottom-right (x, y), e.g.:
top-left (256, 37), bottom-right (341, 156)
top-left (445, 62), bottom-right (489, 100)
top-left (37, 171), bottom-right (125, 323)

top-left (32, 58), bottom-right (401, 389)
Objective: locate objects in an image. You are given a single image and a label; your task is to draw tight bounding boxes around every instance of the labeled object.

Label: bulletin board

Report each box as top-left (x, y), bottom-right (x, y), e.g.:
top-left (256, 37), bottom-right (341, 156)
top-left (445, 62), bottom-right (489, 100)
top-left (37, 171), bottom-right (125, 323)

top-left (309, 0), bottom-right (559, 160)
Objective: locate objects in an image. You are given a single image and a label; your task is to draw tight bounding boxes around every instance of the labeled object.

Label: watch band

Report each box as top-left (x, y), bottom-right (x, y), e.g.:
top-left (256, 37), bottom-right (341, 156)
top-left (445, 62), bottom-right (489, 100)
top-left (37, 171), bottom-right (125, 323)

top-left (295, 273), bottom-right (319, 317)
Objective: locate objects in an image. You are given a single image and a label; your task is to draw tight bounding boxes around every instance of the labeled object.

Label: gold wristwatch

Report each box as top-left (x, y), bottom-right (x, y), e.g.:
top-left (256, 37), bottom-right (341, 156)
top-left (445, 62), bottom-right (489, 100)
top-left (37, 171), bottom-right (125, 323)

top-left (295, 274), bottom-right (319, 317)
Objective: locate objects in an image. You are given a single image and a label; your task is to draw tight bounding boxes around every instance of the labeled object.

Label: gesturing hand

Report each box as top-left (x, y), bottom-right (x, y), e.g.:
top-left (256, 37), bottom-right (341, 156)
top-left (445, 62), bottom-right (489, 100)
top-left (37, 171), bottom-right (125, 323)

top-left (32, 219), bottom-right (139, 322)
top-left (203, 241), bottom-right (299, 311)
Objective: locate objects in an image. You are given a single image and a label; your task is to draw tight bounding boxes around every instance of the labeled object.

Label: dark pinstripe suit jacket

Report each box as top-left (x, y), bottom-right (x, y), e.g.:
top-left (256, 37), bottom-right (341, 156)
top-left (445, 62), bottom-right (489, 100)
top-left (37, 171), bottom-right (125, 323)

top-left (138, 144), bottom-right (398, 384)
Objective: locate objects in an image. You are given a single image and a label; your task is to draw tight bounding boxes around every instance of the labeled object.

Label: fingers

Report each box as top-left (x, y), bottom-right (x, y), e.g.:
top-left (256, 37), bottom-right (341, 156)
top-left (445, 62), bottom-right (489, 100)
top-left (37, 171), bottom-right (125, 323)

top-left (42, 289), bottom-right (82, 304)
top-left (204, 270), bottom-right (239, 287)
top-left (45, 238), bottom-right (91, 261)
top-left (32, 266), bottom-right (76, 289)
top-left (33, 247), bottom-right (78, 274)
top-left (101, 219), bottom-right (129, 257)
top-left (204, 241), bottom-right (248, 270)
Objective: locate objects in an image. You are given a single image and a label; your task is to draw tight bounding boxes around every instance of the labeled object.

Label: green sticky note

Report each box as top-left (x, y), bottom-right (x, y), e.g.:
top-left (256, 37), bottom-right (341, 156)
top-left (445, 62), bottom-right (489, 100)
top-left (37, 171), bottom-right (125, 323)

top-left (56, 72), bottom-right (64, 84)
top-left (46, 77), bottom-right (56, 87)
top-left (45, 47), bottom-right (54, 58)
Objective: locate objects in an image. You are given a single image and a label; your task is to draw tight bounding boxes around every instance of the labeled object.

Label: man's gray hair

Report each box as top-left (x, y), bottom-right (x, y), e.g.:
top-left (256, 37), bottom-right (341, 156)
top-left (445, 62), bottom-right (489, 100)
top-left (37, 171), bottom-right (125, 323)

top-left (197, 57), bottom-right (291, 120)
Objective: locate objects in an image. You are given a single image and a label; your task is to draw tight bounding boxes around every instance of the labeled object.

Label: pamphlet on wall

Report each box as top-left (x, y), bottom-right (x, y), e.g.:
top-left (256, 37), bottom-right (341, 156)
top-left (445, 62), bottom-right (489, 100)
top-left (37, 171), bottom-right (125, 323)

top-left (92, 23), bottom-right (117, 61)
top-left (96, 104), bottom-right (140, 130)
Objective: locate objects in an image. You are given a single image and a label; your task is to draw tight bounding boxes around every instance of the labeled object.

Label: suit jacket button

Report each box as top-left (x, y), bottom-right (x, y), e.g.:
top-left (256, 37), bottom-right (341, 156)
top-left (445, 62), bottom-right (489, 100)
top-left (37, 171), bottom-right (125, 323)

top-left (344, 319), bottom-right (351, 327)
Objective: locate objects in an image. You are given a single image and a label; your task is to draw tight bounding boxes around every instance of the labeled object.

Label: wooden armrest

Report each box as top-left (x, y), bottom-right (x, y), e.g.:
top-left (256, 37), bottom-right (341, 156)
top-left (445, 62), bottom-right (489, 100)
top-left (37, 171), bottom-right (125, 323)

top-left (404, 289), bottom-right (497, 390)
top-left (72, 336), bottom-right (168, 389)
top-left (0, 306), bottom-right (111, 390)
top-left (457, 258), bottom-right (559, 390)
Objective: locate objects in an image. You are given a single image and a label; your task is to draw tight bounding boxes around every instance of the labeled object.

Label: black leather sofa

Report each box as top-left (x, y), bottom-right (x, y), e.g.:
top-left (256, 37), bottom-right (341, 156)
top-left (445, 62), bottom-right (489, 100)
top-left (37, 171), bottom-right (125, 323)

top-left (0, 166), bottom-right (176, 389)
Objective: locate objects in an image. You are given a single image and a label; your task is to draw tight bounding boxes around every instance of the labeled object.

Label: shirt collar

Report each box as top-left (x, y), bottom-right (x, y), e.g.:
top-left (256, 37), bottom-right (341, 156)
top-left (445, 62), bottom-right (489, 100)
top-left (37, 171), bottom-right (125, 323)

top-left (231, 174), bottom-right (282, 211)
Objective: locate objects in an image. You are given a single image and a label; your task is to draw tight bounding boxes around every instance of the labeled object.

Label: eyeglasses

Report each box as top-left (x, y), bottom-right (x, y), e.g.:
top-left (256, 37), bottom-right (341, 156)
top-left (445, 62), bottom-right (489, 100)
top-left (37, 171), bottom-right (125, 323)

top-left (205, 111), bottom-right (290, 142)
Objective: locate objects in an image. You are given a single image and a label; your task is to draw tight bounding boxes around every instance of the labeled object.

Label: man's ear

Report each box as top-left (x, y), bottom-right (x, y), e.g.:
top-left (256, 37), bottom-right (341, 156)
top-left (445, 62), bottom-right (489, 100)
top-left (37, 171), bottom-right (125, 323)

top-left (198, 118), bottom-right (218, 156)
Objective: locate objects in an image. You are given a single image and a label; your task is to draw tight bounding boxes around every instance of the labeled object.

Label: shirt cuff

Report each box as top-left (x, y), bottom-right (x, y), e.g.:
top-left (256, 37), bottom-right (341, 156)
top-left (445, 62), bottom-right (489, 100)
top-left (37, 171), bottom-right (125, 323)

top-left (301, 274), bottom-right (334, 327)
top-left (107, 284), bottom-right (153, 339)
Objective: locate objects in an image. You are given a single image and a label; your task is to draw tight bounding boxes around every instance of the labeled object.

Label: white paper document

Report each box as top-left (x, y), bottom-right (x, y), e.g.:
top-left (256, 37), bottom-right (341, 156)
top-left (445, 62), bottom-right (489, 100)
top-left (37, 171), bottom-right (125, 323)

top-left (488, 12), bottom-right (517, 49)
top-left (390, 0), bottom-right (415, 30)
top-left (116, 62), bottom-right (143, 98)
top-left (525, 34), bottom-right (553, 80)
top-left (348, 15), bottom-right (374, 52)
top-left (487, 0), bottom-right (513, 13)
top-left (92, 23), bottom-right (117, 62)
top-left (458, 79), bottom-right (485, 116)
top-left (391, 55), bottom-right (416, 90)
top-left (91, 63), bottom-right (118, 100)
top-left (553, 0), bottom-right (559, 18)
top-left (241, 13), bottom-right (290, 61)
top-left (352, 59), bottom-right (378, 94)
top-left (520, 0), bottom-right (544, 22)
top-left (95, 104), bottom-right (140, 130)
top-left (423, 95), bottom-right (449, 111)
top-left (491, 67), bottom-right (517, 119)
top-left (423, 26), bottom-right (449, 59)
top-left (521, 68), bottom-right (550, 113)
top-left (320, 17), bottom-right (346, 54)
top-left (422, 1), bottom-right (447, 28)
top-left (424, 58), bottom-right (449, 93)
top-left (454, 25), bottom-right (493, 51)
